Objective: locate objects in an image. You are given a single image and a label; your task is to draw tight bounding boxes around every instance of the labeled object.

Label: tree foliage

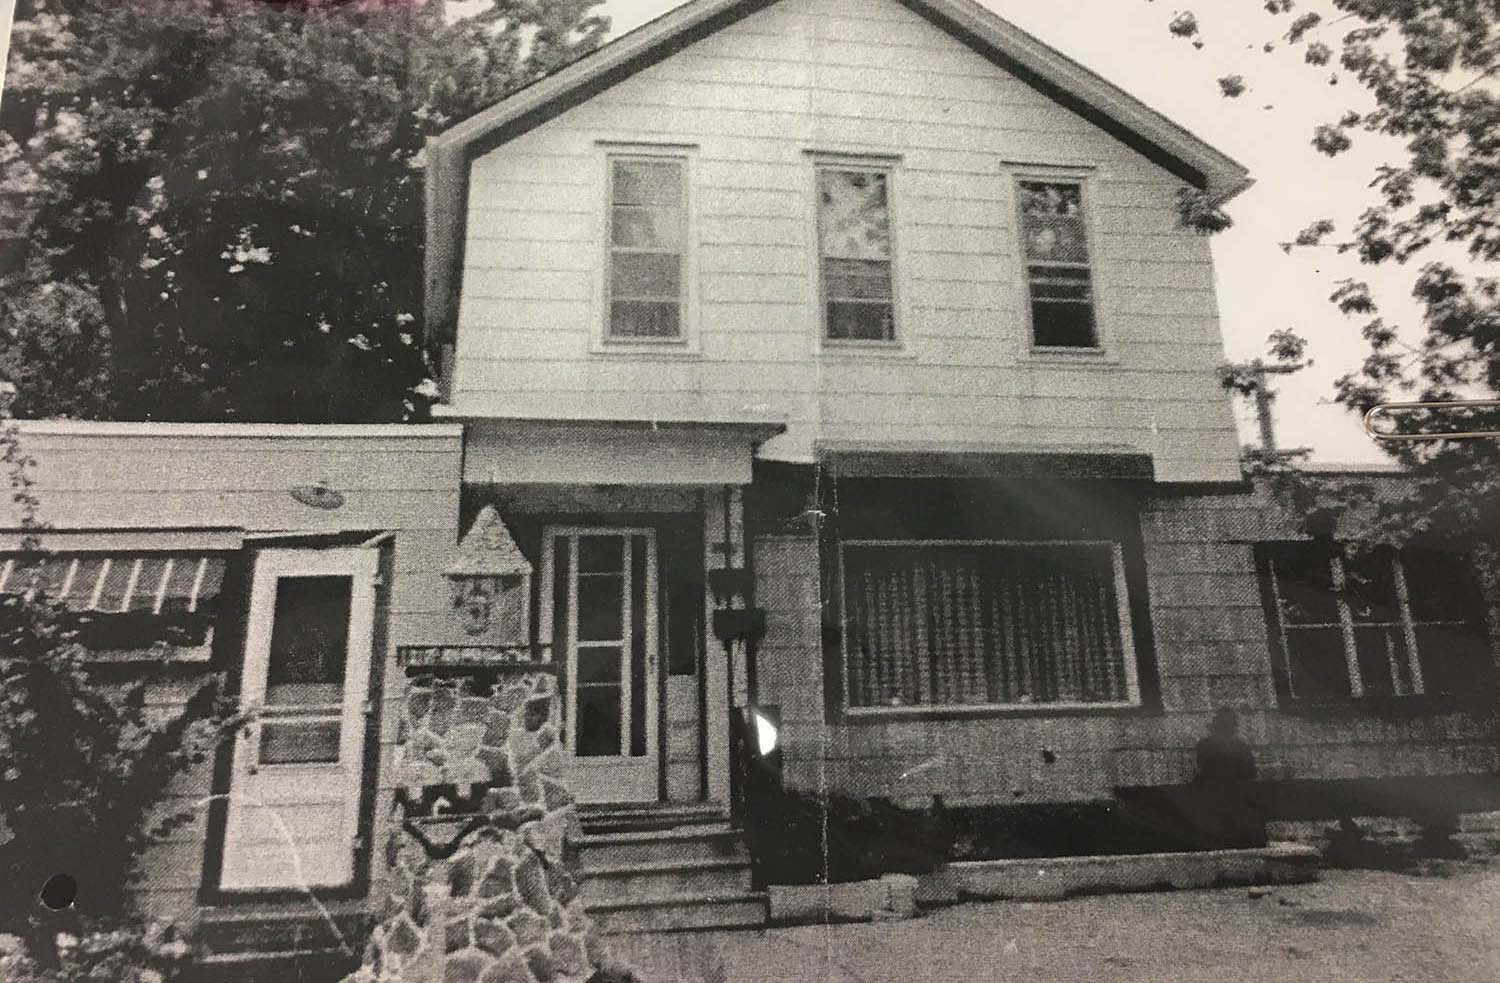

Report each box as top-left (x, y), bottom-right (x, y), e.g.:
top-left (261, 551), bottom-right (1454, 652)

top-left (1170, 1), bottom-right (1500, 554)
top-left (0, 0), bottom-right (607, 422)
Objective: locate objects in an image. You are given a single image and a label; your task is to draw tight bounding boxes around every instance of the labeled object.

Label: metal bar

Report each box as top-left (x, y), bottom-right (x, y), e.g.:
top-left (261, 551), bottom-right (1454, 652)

top-left (1364, 399), bottom-right (1500, 441)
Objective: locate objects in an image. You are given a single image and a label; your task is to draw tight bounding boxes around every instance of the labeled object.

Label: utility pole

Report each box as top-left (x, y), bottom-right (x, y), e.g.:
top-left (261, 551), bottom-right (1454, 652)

top-left (1223, 358), bottom-right (1309, 455)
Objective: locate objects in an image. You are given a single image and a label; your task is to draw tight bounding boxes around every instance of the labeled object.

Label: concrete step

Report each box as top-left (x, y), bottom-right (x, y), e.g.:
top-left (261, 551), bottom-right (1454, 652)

top-left (579, 857), bottom-right (753, 906)
top-left (579, 824), bottom-right (749, 866)
top-left (587, 891), bottom-right (768, 934)
top-left (579, 803), bottom-right (729, 834)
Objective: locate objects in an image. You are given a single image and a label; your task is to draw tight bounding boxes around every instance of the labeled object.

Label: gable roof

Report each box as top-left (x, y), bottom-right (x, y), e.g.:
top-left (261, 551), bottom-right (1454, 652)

top-left (424, 0), bottom-right (1252, 341)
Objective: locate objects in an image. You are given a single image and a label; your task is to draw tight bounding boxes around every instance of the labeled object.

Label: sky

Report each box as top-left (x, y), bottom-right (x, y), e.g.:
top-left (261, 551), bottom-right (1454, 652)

top-left (0, 0), bottom-right (1422, 462)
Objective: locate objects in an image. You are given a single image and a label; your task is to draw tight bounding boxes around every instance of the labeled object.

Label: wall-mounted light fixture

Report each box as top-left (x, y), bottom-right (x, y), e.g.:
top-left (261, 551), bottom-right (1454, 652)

top-left (289, 481), bottom-right (345, 510)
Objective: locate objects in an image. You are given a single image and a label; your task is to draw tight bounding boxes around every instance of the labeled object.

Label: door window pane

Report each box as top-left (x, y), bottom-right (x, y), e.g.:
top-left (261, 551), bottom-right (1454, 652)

top-left (576, 686), bottom-right (623, 757)
top-left (578, 536), bottom-right (624, 574)
top-left (577, 574), bottom-right (623, 642)
top-left (577, 646), bottom-right (623, 685)
top-left (259, 719), bottom-right (342, 765)
top-left (266, 576), bottom-right (351, 706)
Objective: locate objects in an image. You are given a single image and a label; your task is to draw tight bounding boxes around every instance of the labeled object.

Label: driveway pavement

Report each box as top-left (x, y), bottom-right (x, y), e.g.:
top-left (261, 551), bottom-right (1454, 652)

top-left (608, 864), bottom-right (1500, 982)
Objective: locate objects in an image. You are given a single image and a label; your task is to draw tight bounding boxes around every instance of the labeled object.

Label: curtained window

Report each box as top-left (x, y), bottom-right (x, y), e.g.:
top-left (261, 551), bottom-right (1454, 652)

top-left (1018, 178), bottom-right (1098, 348)
top-left (1258, 542), bottom-right (1493, 704)
top-left (608, 157), bottom-right (686, 340)
top-left (839, 540), bottom-right (1140, 711)
top-left (818, 166), bottom-right (896, 342)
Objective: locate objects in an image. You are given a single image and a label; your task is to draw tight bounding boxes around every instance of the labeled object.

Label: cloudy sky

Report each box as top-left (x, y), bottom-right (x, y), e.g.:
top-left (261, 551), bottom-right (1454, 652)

top-left (0, 0), bottom-right (1419, 462)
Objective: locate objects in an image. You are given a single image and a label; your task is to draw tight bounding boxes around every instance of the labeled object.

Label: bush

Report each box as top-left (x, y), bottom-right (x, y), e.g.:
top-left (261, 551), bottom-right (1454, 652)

top-left (744, 789), bottom-right (950, 885)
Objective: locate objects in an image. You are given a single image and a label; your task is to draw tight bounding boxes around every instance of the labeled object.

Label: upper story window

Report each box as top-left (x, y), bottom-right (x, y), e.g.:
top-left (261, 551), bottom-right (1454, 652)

top-left (817, 166), bottom-right (895, 342)
top-left (1018, 178), bottom-right (1098, 349)
top-left (607, 157), bottom-right (686, 341)
top-left (1257, 542), bottom-right (1494, 705)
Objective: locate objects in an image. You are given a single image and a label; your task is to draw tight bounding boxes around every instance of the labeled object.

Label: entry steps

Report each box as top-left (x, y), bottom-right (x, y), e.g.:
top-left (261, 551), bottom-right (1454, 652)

top-left (577, 803), bottom-right (767, 933)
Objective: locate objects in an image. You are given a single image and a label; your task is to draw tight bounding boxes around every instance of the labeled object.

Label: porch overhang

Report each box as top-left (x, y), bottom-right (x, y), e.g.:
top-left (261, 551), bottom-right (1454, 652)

top-left (461, 417), bottom-right (787, 487)
top-left (0, 526), bottom-right (245, 552)
top-left (816, 442), bottom-right (1155, 481)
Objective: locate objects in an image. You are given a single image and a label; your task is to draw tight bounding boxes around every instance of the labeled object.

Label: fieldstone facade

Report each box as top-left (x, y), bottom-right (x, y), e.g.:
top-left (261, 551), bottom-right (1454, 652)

top-left (347, 671), bottom-right (605, 983)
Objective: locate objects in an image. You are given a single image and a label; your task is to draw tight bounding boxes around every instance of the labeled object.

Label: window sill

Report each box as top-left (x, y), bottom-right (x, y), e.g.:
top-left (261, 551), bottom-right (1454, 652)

top-left (591, 340), bottom-right (704, 360)
top-left (1026, 346), bottom-right (1119, 367)
top-left (842, 701), bottom-right (1144, 722)
top-left (820, 339), bottom-right (915, 360)
top-left (1276, 696), bottom-right (1486, 718)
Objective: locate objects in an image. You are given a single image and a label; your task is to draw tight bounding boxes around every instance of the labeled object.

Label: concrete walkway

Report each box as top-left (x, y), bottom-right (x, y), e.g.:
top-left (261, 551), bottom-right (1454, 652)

top-left (609, 865), bottom-right (1500, 982)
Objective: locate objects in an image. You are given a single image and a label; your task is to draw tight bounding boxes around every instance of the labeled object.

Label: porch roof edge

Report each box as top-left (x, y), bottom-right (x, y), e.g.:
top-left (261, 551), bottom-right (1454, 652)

top-left (815, 442), bottom-right (1155, 480)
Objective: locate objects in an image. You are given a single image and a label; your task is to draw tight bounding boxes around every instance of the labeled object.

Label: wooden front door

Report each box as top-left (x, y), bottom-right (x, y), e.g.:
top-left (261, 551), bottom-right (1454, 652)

top-left (541, 528), bottom-right (660, 804)
top-left (219, 547), bottom-right (377, 891)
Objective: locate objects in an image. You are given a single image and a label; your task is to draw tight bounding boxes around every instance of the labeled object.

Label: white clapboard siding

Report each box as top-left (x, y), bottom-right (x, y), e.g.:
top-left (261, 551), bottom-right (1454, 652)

top-left (451, 0), bottom-right (1243, 482)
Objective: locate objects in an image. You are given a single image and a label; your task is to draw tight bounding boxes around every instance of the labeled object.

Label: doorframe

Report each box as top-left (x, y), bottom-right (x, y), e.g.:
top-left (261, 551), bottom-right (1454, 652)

top-left (539, 525), bottom-right (663, 804)
top-left (200, 541), bottom-right (387, 903)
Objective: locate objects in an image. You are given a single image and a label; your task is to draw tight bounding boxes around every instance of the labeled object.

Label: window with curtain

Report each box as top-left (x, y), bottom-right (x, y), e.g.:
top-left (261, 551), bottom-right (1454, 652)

top-left (608, 157), bottom-right (686, 340)
top-left (818, 166), bottom-right (895, 342)
top-left (1018, 178), bottom-right (1098, 348)
top-left (1258, 542), bottom-right (1493, 704)
top-left (839, 540), bottom-right (1139, 710)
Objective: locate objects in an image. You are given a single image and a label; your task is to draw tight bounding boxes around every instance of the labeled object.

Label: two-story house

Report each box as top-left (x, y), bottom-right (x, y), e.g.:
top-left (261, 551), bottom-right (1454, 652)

top-left (5, 0), bottom-right (1498, 969)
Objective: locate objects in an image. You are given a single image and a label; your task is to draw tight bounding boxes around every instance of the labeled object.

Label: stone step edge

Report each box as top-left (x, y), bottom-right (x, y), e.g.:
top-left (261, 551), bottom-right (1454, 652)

top-left (197, 901), bottom-right (368, 925)
top-left (585, 890), bottom-right (768, 914)
top-left (582, 856), bottom-right (750, 879)
top-left (196, 946), bottom-right (351, 966)
top-left (578, 824), bottom-right (740, 845)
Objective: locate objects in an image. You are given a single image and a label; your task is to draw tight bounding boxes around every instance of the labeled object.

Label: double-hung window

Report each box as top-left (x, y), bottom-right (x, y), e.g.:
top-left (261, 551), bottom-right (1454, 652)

top-left (839, 539), bottom-right (1140, 711)
top-left (607, 156), bottom-right (686, 340)
top-left (1017, 178), bottom-right (1099, 348)
top-left (1257, 542), bottom-right (1493, 704)
top-left (817, 166), bottom-right (896, 342)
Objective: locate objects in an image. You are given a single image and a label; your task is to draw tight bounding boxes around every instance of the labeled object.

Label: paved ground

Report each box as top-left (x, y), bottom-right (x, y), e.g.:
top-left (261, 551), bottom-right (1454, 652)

top-left (610, 864), bottom-right (1500, 982)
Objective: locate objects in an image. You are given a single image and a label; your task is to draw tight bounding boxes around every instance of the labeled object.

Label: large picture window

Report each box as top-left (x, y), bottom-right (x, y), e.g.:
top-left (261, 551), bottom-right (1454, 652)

top-left (1258, 542), bottom-right (1493, 704)
top-left (607, 157), bottom-right (685, 340)
top-left (817, 166), bottom-right (895, 342)
top-left (1017, 178), bottom-right (1098, 348)
top-left (839, 539), bottom-right (1140, 711)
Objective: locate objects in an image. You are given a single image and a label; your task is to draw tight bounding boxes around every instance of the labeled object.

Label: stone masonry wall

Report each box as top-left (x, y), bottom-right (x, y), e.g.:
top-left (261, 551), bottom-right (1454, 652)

top-left (348, 671), bottom-right (604, 983)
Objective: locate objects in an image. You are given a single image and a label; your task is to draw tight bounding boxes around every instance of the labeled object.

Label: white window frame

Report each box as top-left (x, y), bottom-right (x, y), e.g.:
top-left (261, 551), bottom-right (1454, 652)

top-left (811, 153), bottom-right (905, 351)
top-left (596, 145), bottom-right (699, 354)
top-left (1265, 549), bottom-right (1475, 703)
top-left (837, 538), bottom-right (1141, 717)
top-left (1006, 163), bottom-right (1109, 358)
